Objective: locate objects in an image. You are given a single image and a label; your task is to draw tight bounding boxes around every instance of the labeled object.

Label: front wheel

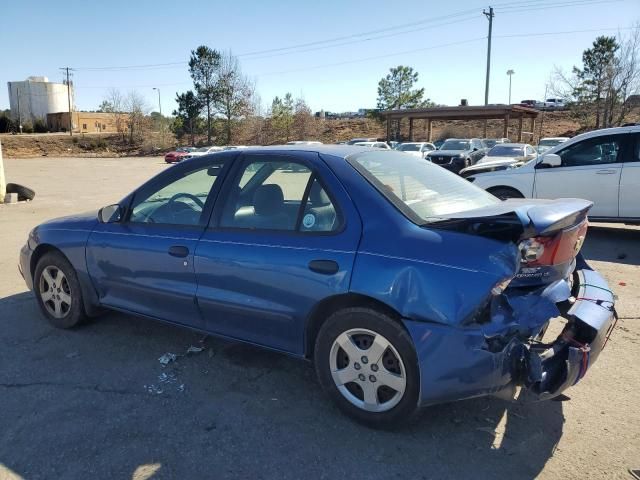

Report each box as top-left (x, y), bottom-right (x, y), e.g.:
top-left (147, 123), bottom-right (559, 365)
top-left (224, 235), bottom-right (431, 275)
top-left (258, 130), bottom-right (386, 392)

top-left (314, 308), bottom-right (420, 428)
top-left (34, 252), bottom-right (87, 329)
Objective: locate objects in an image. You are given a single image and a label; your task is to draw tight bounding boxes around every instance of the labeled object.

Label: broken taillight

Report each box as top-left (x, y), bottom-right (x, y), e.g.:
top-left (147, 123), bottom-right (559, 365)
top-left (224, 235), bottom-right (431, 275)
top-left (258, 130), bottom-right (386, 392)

top-left (518, 220), bottom-right (588, 267)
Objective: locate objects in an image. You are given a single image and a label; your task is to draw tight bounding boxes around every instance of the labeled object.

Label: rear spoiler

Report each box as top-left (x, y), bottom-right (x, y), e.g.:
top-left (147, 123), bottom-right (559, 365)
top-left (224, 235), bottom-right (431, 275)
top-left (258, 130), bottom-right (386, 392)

top-left (426, 198), bottom-right (593, 242)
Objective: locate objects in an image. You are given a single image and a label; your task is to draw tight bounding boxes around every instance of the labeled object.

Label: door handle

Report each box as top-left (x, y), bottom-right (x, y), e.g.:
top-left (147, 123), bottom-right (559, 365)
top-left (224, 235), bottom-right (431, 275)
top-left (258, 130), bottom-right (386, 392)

top-left (168, 245), bottom-right (189, 258)
top-left (308, 260), bottom-right (339, 275)
top-left (596, 169), bottom-right (616, 175)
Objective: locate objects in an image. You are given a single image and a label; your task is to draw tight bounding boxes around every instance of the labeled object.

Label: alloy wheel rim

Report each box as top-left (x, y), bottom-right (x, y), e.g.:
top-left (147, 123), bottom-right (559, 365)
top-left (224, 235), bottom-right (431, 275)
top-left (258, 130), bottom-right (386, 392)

top-left (39, 266), bottom-right (72, 319)
top-left (329, 328), bottom-right (406, 413)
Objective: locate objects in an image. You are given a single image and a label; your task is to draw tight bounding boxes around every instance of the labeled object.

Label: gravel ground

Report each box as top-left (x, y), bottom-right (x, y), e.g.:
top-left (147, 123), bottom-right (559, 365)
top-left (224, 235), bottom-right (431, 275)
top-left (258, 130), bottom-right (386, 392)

top-left (0, 156), bottom-right (638, 480)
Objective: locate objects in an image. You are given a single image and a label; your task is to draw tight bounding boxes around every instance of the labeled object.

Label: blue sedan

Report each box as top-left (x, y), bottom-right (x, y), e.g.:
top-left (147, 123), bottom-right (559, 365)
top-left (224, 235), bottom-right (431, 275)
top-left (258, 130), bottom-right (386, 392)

top-left (19, 146), bottom-right (616, 427)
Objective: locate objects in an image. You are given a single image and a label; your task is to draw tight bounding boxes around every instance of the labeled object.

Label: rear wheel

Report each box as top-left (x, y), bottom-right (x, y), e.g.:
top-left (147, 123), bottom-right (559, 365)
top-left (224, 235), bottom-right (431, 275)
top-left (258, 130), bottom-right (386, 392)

top-left (34, 253), bottom-right (86, 328)
top-left (314, 308), bottom-right (420, 428)
top-left (488, 186), bottom-right (524, 200)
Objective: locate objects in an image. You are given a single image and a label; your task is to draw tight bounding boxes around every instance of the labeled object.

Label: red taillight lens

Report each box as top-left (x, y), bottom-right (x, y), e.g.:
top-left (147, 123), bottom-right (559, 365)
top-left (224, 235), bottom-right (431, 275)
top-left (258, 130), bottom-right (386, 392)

top-left (519, 220), bottom-right (588, 266)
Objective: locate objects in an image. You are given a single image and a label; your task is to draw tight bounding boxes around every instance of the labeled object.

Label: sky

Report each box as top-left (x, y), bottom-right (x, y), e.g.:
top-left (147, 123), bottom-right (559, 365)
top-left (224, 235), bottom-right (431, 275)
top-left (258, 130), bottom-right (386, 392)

top-left (1, 0), bottom-right (638, 115)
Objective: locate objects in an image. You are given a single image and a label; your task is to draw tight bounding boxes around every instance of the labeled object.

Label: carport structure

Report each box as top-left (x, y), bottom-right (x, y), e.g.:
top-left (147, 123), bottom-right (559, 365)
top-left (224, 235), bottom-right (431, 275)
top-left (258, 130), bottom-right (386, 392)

top-left (381, 105), bottom-right (540, 142)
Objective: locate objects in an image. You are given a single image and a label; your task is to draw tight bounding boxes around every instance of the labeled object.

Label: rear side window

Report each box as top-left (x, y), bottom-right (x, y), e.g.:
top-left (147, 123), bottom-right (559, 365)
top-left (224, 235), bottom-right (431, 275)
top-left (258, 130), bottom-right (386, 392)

top-left (219, 156), bottom-right (340, 232)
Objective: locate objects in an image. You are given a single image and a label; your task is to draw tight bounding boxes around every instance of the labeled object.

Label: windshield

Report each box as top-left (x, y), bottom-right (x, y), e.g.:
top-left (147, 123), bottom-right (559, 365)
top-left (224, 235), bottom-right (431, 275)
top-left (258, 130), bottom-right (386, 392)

top-left (441, 140), bottom-right (469, 151)
top-left (349, 151), bottom-right (499, 222)
top-left (488, 145), bottom-right (524, 157)
top-left (397, 144), bottom-right (421, 151)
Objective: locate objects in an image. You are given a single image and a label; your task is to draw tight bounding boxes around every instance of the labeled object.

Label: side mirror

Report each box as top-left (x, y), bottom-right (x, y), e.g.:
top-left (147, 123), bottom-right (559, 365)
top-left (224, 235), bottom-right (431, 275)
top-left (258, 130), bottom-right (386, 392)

top-left (98, 204), bottom-right (122, 223)
top-left (540, 153), bottom-right (562, 168)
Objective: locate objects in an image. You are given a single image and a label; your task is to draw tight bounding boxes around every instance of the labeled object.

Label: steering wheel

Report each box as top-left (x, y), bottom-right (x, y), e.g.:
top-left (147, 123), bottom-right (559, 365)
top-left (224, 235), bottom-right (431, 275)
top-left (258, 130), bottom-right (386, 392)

top-left (168, 192), bottom-right (205, 209)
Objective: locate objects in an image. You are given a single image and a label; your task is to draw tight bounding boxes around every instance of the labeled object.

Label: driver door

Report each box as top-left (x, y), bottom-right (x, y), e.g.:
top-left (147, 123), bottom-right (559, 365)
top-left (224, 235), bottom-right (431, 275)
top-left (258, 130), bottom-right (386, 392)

top-left (86, 157), bottom-right (229, 327)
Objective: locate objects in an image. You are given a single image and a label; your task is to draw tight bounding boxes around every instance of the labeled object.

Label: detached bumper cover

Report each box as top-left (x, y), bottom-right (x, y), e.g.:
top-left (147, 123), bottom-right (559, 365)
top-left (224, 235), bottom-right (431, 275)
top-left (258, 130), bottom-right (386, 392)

top-left (404, 266), bottom-right (615, 407)
top-left (19, 242), bottom-right (33, 290)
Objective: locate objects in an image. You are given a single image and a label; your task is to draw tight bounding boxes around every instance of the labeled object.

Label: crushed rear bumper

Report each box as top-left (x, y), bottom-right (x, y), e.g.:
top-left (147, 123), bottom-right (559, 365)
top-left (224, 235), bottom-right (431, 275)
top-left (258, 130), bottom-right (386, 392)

top-left (404, 262), bottom-right (616, 407)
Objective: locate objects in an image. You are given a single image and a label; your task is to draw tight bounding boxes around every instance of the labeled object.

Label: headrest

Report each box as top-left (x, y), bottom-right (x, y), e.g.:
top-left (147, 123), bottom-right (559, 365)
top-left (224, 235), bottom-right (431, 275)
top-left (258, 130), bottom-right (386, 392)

top-left (254, 184), bottom-right (284, 216)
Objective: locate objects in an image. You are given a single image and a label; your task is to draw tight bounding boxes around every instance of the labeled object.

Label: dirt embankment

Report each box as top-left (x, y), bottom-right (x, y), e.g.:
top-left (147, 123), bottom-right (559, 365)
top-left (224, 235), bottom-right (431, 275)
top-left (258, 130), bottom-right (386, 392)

top-left (1, 110), bottom-right (630, 158)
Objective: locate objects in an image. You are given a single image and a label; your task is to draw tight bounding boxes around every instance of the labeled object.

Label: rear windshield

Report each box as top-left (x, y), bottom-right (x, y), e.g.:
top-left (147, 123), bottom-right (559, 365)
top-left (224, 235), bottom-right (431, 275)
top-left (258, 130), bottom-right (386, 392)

top-left (488, 145), bottom-right (524, 156)
top-left (441, 140), bottom-right (469, 150)
top-left (349, 151), bottom-right (499, 223)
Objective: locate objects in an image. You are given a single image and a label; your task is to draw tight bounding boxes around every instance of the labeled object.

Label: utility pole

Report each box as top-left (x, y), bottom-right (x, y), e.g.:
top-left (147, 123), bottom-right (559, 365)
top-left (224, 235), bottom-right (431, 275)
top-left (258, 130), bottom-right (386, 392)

top-left (60, 67), bottom-right (74, 136)
top-left (483, 6), bottom-right (494, 106)
top-left (507, 69), bottom-right (515, 104)
top-left (16, 86), bottom-right (22, 134)
top-left (153, 87), bottom-right (163, 147)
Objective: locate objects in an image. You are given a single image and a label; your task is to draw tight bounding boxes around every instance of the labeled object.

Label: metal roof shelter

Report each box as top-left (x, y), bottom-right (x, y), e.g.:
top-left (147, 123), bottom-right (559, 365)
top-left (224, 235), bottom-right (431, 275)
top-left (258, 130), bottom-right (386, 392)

top-left (380, 105), bottom-right (540, 142)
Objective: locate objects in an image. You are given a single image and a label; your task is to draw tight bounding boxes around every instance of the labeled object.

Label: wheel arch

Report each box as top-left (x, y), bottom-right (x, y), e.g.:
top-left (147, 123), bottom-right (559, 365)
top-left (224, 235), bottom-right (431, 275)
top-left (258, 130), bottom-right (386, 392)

top-left (30, 243), bottom-right (101, 317)
top-left (486, 185), bottom-right (525, 198)
top-left (30, 244), bottom-right (67, 279)
top-left (304, 293), bottom-right (405, 358)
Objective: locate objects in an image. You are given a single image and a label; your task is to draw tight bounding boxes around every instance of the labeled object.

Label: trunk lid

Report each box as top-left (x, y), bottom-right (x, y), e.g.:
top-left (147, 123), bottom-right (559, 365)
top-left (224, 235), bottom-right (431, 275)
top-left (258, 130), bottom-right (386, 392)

top-left (427, 198), bottom-right (593, 287)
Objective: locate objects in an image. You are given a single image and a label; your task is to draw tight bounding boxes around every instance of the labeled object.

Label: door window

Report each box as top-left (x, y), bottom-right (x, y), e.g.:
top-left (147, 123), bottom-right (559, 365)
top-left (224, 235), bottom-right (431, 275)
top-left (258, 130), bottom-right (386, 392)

top-left (129, 163), bottom-right (223, 225)
top-left (220, 157), bottom-right (339, 232)
top-left (557, 136), bottom-right (622, 167)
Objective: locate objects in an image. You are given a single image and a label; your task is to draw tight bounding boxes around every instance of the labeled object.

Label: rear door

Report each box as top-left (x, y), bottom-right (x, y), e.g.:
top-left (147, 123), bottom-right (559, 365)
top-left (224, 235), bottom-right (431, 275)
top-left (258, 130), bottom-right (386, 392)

top-left (619, 133), bottom-right (640, 218)
top-left (194, 151), bottom-right (362, 354)
top-left (533, 134), bottom-right (629, 218)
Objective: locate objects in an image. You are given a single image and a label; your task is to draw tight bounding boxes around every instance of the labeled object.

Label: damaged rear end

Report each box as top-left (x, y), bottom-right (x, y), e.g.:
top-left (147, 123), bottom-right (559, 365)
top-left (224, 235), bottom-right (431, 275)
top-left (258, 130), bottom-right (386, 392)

top-left (418, 198), bottom-right (617, 403)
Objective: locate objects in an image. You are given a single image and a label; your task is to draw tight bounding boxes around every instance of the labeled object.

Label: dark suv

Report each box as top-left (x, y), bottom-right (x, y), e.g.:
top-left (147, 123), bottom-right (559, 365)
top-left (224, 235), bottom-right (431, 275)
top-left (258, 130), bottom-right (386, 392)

top-left (426, 138), bottom-right (486, 174)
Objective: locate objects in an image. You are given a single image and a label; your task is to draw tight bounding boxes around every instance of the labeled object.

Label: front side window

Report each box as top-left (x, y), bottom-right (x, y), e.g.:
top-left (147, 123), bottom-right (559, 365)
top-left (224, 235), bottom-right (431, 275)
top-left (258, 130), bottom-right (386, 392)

top-left (350, 151), bottom-right (498, 223)
top-left (220, 156), bottom-right (339, 232)
top-left (557, 136), bottom-right (622, 167)
top-left (129, 163), bottom-right (223, 225)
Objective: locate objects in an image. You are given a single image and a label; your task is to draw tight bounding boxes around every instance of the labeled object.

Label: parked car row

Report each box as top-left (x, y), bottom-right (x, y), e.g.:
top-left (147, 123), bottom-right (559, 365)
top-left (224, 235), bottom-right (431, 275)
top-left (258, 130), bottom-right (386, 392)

top-left (165, 145), bottom-right (253, 163)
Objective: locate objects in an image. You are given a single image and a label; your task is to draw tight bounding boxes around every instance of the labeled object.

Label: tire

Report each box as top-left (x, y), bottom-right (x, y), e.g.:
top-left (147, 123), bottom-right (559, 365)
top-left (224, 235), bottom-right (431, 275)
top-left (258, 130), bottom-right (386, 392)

top-left (34, 252), bottom-right (86, 328)
top-left (314, 307), bottom-right (420, 428)
top-left (488, 186), bottom-right (524, 200)
top-left (6, 183), bottom-right (35, 201)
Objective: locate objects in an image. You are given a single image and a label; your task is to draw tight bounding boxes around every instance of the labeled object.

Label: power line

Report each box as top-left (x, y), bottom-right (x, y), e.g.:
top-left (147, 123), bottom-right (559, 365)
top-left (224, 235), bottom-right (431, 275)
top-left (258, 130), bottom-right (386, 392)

top-left (71, 0), bottom-right (628, 72)
top-left (256, 25), bottom-right (635, 77)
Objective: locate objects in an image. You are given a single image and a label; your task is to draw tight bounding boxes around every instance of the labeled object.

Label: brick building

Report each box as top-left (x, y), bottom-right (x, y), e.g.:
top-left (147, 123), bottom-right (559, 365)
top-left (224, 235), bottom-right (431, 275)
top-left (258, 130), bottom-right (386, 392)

top-left (47, 111), bottom-right (128, 134)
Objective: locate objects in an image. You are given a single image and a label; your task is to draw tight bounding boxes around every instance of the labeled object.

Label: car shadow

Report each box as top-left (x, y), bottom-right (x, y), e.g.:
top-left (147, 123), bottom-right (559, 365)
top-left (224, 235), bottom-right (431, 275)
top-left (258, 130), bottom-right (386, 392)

top-left (0, 292), bottom-right (563, 479)
top-left (583, 224), bottom-right (640, 266)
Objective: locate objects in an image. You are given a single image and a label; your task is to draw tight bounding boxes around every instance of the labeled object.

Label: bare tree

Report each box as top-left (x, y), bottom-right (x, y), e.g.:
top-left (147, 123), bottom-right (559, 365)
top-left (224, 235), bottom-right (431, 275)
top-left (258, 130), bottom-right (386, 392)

top-left (551, 25), bottom-right (640, 129)
top-left (125, 91), bottom-right (150, 144)
top-left (103, 88), bottom-right (126, 140)
top-left (213, 51), bottom-right (254, 145)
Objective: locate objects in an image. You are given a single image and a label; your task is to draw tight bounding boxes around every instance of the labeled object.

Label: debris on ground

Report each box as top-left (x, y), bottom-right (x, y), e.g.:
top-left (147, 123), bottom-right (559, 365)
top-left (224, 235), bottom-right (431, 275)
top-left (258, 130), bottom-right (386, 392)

top-left (186, 345), bottom-right (204, 354)
top-left (158, 352), bottom-right (177, 366)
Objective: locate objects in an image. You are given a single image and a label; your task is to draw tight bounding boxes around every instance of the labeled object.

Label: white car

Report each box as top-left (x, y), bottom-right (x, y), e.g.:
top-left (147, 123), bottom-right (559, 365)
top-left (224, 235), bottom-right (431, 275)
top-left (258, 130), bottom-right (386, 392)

top-left (286, 141), bottom-right (323, 145)
top-left (184, 146), bottom-right (224, 159)
top-left (537, 137), bottom-right (570, 154)
top-left (395, 142), bottom-right (436, 158)
top-left (543, 98), bottom-right (566, 110)
top-left (353, 141), bottom-right (391, 149)
top-left (223, 145), bottom-right (249, 150)
top-left (460, 143), bottom-right (537, 177)
top-left (467, 125), bottom-right (640, 221)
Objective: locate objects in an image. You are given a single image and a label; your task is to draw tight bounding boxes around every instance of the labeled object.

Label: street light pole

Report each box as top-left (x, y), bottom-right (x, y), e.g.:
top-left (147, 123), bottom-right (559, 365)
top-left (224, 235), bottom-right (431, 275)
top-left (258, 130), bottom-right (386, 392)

top-left (153, 87), bottom-right (163, 147)
top-left (507, 69), bottom-right (515, 104)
